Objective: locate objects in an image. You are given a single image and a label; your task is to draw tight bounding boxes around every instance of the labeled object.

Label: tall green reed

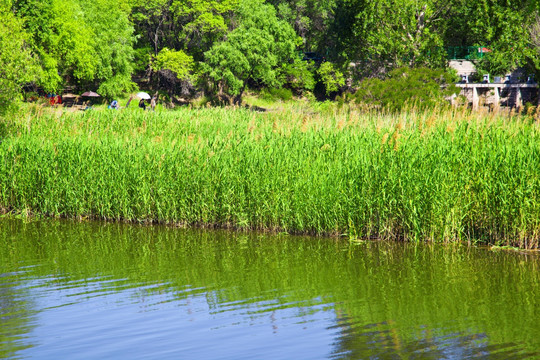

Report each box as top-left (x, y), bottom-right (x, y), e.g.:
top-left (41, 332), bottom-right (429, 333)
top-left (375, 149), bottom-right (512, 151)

top-left (1, 105), bottom-right (540, 248)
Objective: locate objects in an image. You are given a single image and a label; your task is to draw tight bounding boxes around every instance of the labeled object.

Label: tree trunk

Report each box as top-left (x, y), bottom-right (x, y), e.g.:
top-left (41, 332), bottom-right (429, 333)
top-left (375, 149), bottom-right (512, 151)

top-left (233, 82), bottom-right (247, 106)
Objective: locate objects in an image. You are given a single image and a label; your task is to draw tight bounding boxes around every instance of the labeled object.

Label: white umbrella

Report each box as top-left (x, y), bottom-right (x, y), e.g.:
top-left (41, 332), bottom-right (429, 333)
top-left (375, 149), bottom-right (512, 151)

top-left (136, 92), bottom-right (151, 100)
top-left (81, 91), bottom-right (100, 97)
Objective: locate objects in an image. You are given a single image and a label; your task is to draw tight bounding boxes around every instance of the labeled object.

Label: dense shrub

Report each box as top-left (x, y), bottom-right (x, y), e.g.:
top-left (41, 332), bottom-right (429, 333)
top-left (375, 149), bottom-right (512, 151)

top-left (261, 87), bottom-right (293, 101)
top-left (352, 67), bottom-right (459, 111)
top-left (316, 62), bottom-right (345, 96)
top-left (281, 58), bottom-right (315, 95)
top-left (3, 107), bottom-right (540, 249)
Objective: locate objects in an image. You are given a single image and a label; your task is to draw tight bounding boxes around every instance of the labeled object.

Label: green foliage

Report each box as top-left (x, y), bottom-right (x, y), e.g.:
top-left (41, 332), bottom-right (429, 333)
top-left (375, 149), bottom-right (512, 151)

top-left (261, 87), bottom-right (293, 101)
top-left (5, 0), bottom-right (540, 106)
top-left (330, 0), bottom-right (452, 74)
top-left (37, 53), bottom-right (62, 93)
top-left (0, 1), bottom-right (39, 114)
top-left (271, 0), bottom-right (336, 52)
top-left (353, 67), bottom-right (458, 111)
top-left (281, 58), bottom-right (315, 93)
top-left (86, 0), bottom-right (136, 98)
top-left (172, 0), bottom-right (238, 56)
top-left (317, 62), bottom-right (345, 95)
top-left (327, 0), bottom-right (540, 78)
top-left (444, 0), bottom-right (539, 75)
top-left (154, 48), bottom-right (194, 81)
top-left (16, 0), bottom-right (99, 91)
top-left (203, 39), bottom-right (248, 97)
top-left (133, 47), bottom-right (152, 72)
top-left (203, 0), bottom-right (298, 102)
top-left (130, 0), bottom-right (238, 62)
top-left (97, 75), bottom-right (137, 100)
top-left (129, 0), bottom-right (173, 56)
top-left (13, 0), bottom-right (135, 96)
top-left (2, 107), bottom-right (540, 249)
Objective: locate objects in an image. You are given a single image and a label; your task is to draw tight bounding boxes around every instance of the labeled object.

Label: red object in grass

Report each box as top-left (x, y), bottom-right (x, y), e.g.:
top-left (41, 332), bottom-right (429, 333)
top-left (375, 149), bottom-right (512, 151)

top-left (48, 95), bottom-right (62, 105)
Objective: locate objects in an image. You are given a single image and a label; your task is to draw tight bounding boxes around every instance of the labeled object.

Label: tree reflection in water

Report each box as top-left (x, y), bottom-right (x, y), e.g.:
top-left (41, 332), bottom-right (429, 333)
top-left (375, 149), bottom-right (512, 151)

top-left (328, 315), bottom-right (538, 359)
top-left (0, 271), bottom-right (38, 359)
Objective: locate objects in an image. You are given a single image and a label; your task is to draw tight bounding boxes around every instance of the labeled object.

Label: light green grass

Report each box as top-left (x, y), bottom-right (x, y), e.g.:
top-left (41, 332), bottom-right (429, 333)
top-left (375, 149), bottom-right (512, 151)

top-left (1, 104), bottom-right (540, 248)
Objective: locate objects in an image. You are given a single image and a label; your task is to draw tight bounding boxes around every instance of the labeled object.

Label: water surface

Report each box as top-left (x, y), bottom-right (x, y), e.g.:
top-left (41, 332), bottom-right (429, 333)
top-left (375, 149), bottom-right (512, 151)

top-left (1, 219), bottom-right (539, 359)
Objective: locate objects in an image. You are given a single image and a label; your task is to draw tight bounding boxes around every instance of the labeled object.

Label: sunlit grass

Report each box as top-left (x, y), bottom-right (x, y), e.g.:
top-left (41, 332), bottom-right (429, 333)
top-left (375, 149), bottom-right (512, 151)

top-left (1, 104), bottom-right (540, 248)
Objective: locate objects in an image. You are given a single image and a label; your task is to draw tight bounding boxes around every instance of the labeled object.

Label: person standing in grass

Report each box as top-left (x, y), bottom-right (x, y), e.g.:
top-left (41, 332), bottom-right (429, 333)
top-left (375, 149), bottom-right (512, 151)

top-left (150, 96), bottom-right (156, 111)
top-left (139, 98), bottom-right (146, 110)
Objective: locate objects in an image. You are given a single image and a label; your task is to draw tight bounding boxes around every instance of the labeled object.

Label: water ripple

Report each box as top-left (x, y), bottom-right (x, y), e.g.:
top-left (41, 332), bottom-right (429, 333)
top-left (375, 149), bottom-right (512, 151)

top-left (327, 320), bottom-right (540, 360)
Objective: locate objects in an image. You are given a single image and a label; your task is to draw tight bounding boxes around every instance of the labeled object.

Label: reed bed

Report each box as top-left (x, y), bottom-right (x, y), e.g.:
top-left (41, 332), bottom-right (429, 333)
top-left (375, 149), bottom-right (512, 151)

top-left (1, 104), bottom-right (540, 248)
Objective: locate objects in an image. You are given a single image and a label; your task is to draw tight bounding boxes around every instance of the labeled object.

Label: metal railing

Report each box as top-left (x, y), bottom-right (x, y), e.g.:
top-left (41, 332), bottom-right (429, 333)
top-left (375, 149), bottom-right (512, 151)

top-left (297, 47), bottom-right (491, 62)
top-left (446, 46), bottom-right (491, 60)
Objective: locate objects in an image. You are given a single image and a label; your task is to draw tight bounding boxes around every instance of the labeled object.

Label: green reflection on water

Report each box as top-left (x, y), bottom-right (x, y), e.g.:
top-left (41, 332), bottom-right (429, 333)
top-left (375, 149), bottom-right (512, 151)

top-left (1, 218), bottom-right (539, 359)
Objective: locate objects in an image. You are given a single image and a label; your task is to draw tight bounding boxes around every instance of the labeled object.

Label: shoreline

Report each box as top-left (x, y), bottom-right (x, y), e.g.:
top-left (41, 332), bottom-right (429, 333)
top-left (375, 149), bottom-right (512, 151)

top-left (2, 211), bottom-right (538, 257)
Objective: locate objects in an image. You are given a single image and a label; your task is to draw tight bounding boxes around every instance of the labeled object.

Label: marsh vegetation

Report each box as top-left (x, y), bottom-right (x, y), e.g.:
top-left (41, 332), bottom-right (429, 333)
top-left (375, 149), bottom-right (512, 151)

top-left (2, 104), bottom-right (540, 249)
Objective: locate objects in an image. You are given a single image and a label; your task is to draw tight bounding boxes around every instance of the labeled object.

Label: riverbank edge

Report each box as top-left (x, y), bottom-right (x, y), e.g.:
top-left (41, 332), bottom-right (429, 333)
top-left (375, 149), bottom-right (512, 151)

top-left (2, 207), bottom-right (539, 255)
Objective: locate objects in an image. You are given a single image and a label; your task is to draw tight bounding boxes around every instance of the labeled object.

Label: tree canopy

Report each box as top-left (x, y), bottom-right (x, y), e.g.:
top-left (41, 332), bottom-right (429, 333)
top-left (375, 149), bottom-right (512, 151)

top-left (3, 0), bottom-right (540, 105)
top-left (203, 0), bottom-right (298, 102)
top-left (0, 1), bottom-right (39, 113)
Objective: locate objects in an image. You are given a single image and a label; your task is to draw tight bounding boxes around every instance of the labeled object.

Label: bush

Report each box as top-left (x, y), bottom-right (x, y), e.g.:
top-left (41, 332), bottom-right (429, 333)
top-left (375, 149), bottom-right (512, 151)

top-left (261, 88), bottom-right (293, 101)
top-left (317, 62), bottom-right (345, 96)
top-left (281, 58), bottom-right (315, 94)
top-left (133, 47), bottom-right (152, 73)
top-left (353, 67), bottom-right (459, 111)
top-left (153, 48), bottom-right (194, 82)
top-left (97, 75), bottom-right (137, 100)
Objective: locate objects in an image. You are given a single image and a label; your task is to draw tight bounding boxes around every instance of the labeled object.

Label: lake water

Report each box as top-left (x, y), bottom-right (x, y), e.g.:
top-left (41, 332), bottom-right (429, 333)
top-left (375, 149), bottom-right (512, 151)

top-left (1, 219), bottom-right (539, 359)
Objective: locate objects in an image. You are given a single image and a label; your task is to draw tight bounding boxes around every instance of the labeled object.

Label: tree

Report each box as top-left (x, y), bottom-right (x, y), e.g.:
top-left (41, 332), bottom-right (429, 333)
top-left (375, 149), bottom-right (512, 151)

top-left (13, 0), bottom-right (135, 97)
top-left (203, 0), bottom-right (298, 104)
top-left (530, 13), bottom-right (540, 49)
top-left (330, 0), bottom-right (456, 77)
top-left (14, 0), bottom-right (98, 92)
top-left (172, 0), bottom-right (238, 60)
top-left (85, 0), bottom-right (136, 98)
top-left (153, 48), bottom-right (195, 98)
top-left (269, 0), bottom-right (336, 52)
top-left (281, 57), bottom-right (316, 94)
top-left (317, 62), bottom-right (345, 95)
top-left (129, 0), bottom-right (237, 62)
top-left (452, 0), bottom-right (540, 76)
top-left (0, 1), bottom-right (38, 114)
top-left (129, 0), bottom-right (174, 57)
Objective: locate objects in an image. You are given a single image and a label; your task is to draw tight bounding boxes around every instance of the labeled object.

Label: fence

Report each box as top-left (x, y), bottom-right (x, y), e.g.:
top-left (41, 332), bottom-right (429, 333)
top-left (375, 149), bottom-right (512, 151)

top-left (446, 46), bottom-right (491, 60)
